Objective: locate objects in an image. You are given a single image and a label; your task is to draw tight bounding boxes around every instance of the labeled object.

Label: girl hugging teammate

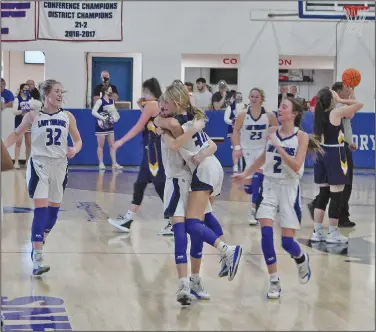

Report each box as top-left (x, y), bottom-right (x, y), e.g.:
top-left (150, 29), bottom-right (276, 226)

top-left (157, 82), bottom-right (243, 286)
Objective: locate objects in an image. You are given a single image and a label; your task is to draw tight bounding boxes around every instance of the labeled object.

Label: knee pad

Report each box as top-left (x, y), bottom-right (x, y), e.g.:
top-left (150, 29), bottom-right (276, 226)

top-left (185, 218), bottom-right (199, 235)
top-left (251, 172), bottom-right (264, 205)
top-left (186, 218), bottom-right (218, 247)
top-left (45, 206), bottom-right (59, 234)
top-left (281, 236), bottom-right (301, 258)
top-left (244, 184), bottom-right (253, 195)
top-left (131, 181), bottom-right (148, 206)
top-left (154, 181), bottom-right (165, 202)
top-left (261, 226), bottom-right (276, 265)
top-left (173, 223), bottom-right (188, 264)
top-left (204, 213), bottom-right (223, 237)
top-left (315, 186), bottom-right (330, 210)
top-left (31, 207), bottom-right (49, 242)
top-left (328, 191), bottom-right (343, 219)
top-left (190, 233), bottom-right (204, 259)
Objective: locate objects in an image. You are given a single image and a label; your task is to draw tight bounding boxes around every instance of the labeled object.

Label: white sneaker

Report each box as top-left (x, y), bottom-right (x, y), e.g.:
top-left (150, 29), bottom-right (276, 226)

top-left (326, 228), bottom-right (348, 244)
top-left (99, 162), bottom-right (106, 170)
top-left (32, 252), bottom-right (50, 276)
top-left (190, 277), bottom-right (210, 300)
top-left (310, 227), bottom-right (326, 242)
top-left (176, 284), bottom-right (192, 306)
top-left (218, 256), bottom-right (229, 277)
top-left (249, 208), bottom-right (258, 225)
top-left (222, 245), bottom-right (242, 281)
top-left (233, 165), bottom-right (239, 173)
top-left (14, 162), bottom-right (20, 169)
top-left (157, 221), bottom-right (173, 236)
top-left (267, 278), bottom-right (281, 299)
top-left (108, 216), bottom-right (133, 232)
top-left (296, 253), bottom-right (311, 284)
top-left (112, 163), bottom-right (123, 170)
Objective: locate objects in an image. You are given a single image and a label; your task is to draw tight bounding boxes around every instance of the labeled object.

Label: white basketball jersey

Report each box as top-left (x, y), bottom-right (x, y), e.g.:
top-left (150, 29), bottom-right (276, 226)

top-left (161, 136), bottom-right (191, 179)
top-left (263, 127), bottom-right (304, 180)
top-left (240, 107), bottom-right (269, 150)
top-left (30, 109), bottom-right (70, 159)
top-left (179, 120), bottom-right (210, 172)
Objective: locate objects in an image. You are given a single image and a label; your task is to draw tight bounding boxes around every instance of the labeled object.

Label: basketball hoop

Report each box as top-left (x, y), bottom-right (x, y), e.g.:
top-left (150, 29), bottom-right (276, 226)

top-left (343, 5), bottom-right (369, 36)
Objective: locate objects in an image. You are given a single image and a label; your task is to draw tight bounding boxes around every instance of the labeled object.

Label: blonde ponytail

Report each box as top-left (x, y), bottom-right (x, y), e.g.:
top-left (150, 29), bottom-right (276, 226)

top-left (187, 104), bottom-right (206, 121)
top-left (164, 83), bottom-right (207, 121)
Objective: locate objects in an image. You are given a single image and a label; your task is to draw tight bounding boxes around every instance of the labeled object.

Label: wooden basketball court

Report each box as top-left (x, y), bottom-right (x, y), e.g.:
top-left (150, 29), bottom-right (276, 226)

top-left (1, 167), bottom-right (375, 331)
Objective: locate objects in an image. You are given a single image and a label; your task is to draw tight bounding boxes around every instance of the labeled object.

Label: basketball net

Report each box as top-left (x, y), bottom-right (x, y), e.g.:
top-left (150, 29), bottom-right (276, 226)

top-left (343, 5), bottom-right (369, 36)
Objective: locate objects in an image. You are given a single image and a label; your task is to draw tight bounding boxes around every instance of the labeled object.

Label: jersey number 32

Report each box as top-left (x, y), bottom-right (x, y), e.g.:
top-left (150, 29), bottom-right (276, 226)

top-left (46, 128), bottom-right (62, 146)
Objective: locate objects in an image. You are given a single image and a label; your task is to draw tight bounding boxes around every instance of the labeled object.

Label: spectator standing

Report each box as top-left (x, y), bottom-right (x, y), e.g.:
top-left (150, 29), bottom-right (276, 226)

top-left (224, 91), bottom-right (246, 171)
top-left (92, 85), bottom-right (122, 170)
top-left (278, 85), bottom-right (294, 107)
top-left (290, 86), bottom-right (300, 99)
top-left (309, 95), bottom-right (318, 112)
top-left (184, 82), bottom-right (195, 105)
top-left (26, 79), bottom-right (41, 101)
top-left (193, 77), bottom-right (212, 109)
top-left (13, 83), bottom-right (33, 168)
top-left (184, 82), bottom-right (194, 93)
top-left (290, 85), bottom-right (305, 106)
top-left (93, 71), bottom-right (119, 105)
top-left (1, 78), bottom-right (14, 110)
top-left (212, 80), bottom-right (231, 110)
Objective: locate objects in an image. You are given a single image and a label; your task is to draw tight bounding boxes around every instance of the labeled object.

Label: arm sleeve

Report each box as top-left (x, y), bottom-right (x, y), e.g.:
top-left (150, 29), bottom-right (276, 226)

top-left (224, 106), bottom-right (233, 125)
top-left (91, 99), bottom-right (105, 120)
top-left (181, 122), bottom-right (191, 133)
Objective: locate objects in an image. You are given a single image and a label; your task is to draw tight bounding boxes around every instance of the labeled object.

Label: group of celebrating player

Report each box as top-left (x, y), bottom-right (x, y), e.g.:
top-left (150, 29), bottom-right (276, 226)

top-left (2, 75), bottom-right (363, 307)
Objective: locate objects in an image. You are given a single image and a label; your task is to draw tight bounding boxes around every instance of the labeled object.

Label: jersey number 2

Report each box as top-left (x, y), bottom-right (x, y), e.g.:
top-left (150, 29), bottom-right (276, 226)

top-left (46, 128), bottom-right (62, 146)
top-left (273, 156), bottom-right (282, 173)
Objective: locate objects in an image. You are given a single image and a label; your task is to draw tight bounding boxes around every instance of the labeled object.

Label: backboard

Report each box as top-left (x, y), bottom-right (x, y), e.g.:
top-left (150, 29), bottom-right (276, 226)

top-left (298, 1), bottom-right (375, 20)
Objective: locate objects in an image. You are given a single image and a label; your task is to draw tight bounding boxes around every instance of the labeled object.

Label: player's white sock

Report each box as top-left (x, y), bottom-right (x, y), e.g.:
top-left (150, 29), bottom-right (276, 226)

top-left (125, 210), bottom-right (135, 220)
top-left (217, 241), bottom-right (228, 254)
top-left (328, 225), bottom-right (338, 233)
top-left (314, 223), bottom-right (323, 232)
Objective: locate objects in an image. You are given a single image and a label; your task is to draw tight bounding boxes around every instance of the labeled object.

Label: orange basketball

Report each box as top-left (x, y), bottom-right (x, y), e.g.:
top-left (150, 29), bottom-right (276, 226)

top-left (342, 68), bottom-right (361, 88)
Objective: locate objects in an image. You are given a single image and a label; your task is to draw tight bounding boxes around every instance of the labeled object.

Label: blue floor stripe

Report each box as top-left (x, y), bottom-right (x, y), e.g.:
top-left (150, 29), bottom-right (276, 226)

top-left (68, 167), bottom-right (375, 177)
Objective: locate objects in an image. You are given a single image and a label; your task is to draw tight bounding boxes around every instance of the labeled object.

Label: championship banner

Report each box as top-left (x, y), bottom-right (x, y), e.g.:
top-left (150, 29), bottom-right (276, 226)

top-left (37, 1), bottom-right (123, 41)
top-left (1, 1), bottom-right (36, 42)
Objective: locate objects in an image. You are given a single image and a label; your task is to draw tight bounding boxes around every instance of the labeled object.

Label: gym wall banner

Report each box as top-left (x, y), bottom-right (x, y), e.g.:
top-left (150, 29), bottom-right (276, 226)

top-left (37, 1), bottom-right (123, 41)
top-left (1, 1), bottom-right (37, 42)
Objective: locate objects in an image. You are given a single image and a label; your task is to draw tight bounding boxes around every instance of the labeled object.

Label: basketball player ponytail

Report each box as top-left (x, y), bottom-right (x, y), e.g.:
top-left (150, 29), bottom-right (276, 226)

top-left (187, 104), bottom-right (206, 121)
top-left (313, 87), bottom-right (333, 142)
top-left (307, 135), bottom-right (324, 158)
